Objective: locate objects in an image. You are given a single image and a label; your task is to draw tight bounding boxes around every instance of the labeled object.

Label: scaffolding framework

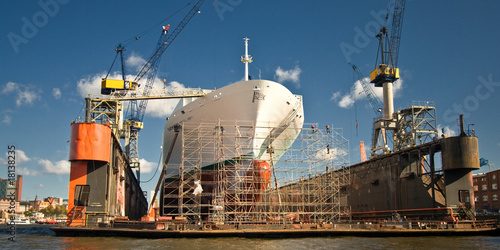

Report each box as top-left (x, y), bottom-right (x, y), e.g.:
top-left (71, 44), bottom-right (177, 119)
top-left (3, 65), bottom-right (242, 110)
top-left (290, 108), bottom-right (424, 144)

top-left (161, 120), bottom-right (350, 224)
top-left (83, 98), bottom-right (123, 135)
top-left (394, 101), bottom-right (438, 151)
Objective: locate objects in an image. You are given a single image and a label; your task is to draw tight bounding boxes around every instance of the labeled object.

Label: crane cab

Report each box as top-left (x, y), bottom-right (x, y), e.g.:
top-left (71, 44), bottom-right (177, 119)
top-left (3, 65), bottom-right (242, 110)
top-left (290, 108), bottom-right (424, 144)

top-left (101, 79), bottom-right (139, 95)
top-left (370, 64), bottom-right (399, 87)
top-left (124, 119), bottom-right (143, 132)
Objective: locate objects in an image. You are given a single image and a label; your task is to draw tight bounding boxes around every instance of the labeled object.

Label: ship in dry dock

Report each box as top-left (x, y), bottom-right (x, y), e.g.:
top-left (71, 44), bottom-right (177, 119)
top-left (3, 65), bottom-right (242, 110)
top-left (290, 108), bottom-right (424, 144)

top-left (159, 38), bottom-right (304, 217)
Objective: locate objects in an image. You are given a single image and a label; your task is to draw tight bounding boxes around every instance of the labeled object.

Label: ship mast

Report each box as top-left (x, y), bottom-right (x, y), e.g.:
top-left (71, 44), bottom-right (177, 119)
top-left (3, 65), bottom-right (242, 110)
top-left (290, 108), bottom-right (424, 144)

top-left (241, 37), bottom-right (253, 81)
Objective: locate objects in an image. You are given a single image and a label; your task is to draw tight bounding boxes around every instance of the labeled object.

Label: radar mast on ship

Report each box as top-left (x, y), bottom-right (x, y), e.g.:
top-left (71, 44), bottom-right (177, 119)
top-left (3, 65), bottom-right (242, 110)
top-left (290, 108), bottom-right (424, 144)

top-left (241, 37), bottom-right (253, 81)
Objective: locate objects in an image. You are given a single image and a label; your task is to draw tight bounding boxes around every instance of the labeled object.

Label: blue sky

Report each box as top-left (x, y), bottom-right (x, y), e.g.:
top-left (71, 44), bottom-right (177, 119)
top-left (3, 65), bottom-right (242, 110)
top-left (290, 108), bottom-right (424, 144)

top-left (1, 0), bottom-right (499, 201)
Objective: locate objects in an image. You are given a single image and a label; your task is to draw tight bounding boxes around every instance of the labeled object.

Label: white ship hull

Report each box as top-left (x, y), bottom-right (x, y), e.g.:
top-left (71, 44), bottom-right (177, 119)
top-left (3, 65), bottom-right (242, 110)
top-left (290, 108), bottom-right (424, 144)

top-left (161, 79), bottom-right (304, 177)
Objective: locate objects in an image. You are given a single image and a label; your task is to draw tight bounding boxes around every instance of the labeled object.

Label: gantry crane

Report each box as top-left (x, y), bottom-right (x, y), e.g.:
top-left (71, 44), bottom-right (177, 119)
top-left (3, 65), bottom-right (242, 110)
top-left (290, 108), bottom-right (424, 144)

top-left (99, 0), bottom-right (205, 181)
top-left (369, 0), bottom-right (407, 156)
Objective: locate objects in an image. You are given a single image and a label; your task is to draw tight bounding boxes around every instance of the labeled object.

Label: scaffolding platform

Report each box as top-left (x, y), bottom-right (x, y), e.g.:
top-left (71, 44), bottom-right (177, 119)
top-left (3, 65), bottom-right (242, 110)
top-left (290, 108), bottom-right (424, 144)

top-left (159, 120), bottom-right (350, 224)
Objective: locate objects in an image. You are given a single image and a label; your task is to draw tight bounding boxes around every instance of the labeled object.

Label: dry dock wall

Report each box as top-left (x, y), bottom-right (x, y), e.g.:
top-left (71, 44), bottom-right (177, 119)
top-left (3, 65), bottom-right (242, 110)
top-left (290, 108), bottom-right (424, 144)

top-left (67, 123), bottom-right (147, 226)
top-left (348, 136), bottom-right (479, 218)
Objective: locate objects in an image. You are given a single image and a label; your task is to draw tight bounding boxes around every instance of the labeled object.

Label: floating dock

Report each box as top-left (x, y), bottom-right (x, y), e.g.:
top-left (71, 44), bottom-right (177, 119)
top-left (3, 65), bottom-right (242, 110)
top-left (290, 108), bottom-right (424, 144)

top-left (54, 119), bottom-right (498, 238)
top-left (52, 220), bottom-right (499, 238)
top-left (60, 71), bottom-right (490, 238)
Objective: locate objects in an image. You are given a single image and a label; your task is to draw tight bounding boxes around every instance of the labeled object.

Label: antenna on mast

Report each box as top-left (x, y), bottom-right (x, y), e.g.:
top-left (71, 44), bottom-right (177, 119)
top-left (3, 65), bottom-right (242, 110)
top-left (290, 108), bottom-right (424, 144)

top-left (241, 37), bottom-right (253, 81)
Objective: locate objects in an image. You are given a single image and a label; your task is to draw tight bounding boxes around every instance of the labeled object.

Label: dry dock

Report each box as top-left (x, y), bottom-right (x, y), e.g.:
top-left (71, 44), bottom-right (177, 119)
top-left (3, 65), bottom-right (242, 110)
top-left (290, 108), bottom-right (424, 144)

top-left (51, 220), bottom-right (499, 238)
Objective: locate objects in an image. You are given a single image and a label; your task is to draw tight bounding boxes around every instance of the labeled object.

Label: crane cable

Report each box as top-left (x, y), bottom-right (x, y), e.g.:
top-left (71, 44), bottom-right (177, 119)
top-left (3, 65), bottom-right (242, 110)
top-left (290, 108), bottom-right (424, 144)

top-left (104, 2), bottom-right (193, 84)
top-left (140, 149), bottom-right (163, 183)
top-left (120, 2), bottom-right (192, 47)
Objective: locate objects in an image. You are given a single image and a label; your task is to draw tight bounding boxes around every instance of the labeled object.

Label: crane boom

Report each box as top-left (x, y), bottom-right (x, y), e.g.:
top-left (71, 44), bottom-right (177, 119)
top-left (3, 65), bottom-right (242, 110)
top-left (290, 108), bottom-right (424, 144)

top-left (389, 0), bottom-right (407, 69)
top-left (123, 0), bottom-right (205, 182)
top-left (349, 63), bottom-right (383, 115)
top-left (129, 26), bottom-right (170, 130)
top-left (133, 0), bottom-right (205, 83)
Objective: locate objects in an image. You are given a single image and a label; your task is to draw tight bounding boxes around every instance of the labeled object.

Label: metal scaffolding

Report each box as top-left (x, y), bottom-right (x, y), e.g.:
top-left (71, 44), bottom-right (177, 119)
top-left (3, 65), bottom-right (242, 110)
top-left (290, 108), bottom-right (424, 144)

top-left (394, 101), bottom-right (438, 152)
top-left (161, 120), bottom-right (350, 224)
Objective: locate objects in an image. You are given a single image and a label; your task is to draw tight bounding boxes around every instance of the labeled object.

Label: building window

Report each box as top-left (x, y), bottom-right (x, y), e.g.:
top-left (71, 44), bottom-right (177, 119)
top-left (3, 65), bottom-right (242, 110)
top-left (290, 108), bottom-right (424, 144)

top-left (483, 195), bottom-right (488, 202)
top-left (493, 174), bottom-right (496, 180)
top-left (475, 197), bottom-right (478, 202)
top-left (482, 177), bottom-right (486, 181)
top-left (474, 185), bottom-right (478, 191)
top-left (493, 183), bottom-right (498, 190)
top-left (465, 196), bottom-right (470, 202)
top-left (482, 184), bottom-right (488, 191)
top-left (493, 194), bottom-right (498, 201)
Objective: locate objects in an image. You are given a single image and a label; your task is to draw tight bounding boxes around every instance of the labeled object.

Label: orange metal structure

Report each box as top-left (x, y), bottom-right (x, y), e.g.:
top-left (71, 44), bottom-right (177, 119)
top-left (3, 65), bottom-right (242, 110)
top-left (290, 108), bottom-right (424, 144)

top-left (69, 123), bottom-right (111, 162)
top-left (360, 141), bottom-right (367, 162)
top-left (67, 123), bottom-right (110, 226)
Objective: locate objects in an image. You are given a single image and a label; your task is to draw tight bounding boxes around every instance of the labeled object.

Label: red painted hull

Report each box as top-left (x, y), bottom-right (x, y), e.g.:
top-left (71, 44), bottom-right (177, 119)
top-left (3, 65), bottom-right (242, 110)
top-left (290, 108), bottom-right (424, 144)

top-left (161, 160), bottom-right (272, 217)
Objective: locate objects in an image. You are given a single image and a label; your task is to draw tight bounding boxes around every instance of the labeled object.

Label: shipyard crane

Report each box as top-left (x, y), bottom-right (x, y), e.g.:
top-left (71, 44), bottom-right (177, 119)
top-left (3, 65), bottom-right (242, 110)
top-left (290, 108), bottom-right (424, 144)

top-left (124, 25), bottom-right (170, 181)
top-left (100, 0), bottom-right (205, 181)
top-left (349, 63), bottom-right (383, 115)
top-left (370, 0), bottom-right (407, 110)
top-left (369, 0), bottom-right (406, 156)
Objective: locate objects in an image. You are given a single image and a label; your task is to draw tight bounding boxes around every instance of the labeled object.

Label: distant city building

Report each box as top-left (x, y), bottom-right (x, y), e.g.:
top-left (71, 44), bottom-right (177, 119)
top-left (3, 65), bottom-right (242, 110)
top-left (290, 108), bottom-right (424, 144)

top-left (0, 175), bottom-right (23, 201)
top-left (473, 169), bottom-right (500, 212)
top-left (15, 175), bottom-right (23, 201)
top-left (0, 180), bottom-right (6, 199)
top-left (0, 199), bottom-right (20, 216)
top-left (31, 196), bottom-right (41, 211)
top-left (28, 196), bottom-right (66, 211)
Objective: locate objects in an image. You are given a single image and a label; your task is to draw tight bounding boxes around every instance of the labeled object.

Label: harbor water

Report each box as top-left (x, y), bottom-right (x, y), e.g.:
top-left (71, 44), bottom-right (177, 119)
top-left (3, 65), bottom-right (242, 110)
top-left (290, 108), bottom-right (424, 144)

top-left (3, 225), bottom-right (500, 249)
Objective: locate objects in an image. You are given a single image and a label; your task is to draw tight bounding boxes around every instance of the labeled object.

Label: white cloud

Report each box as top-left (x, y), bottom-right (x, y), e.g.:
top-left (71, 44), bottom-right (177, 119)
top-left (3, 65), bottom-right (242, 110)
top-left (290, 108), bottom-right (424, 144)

top-left (338, 93), bottom-right (356, 108)
top-left (53, 88), bottom-right (61, 99)
top-left (1, 110), bottom-right (14, 124)
top-left (314, 146), bottom-right (348, 161)
top-left (330, 91), bottom-right (341, 101)
top-left (76, 72), bottom-right (107, 97)
top-left (2, 114), bottom-right (11, 124)
top-left (437, 124), bottom-right (457, 137)
top-left (1, 150), bottom-right (70, 176)
top-left (17, 167), bottom-right (41, 176)
top-left (274, 65), bottom-right (302, 88)
top-left (15, 149), bottom-right (31, 164)
top-left (337, 78), bottom-right (365, 108)
top-left (139, 158), bottom-right (157, 173)
top-left (17, 89), bottom-right (41, 106)
top-left (38, 159), bottom-right (70, 175)
top-left (33, 183), bottom-right (44, 189)
top-left (126, 52), bottom-right (147, 73)
top-left (2, 82), bottom-right (42, 107)
top-left (2, 82), bottom-right (18, 94)
top-left (336, 78), bottom-right (403, 109)
top-left (144, 80), bottom-right (187, 118)
top-left (1, 149), bottom-right (31, 165)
